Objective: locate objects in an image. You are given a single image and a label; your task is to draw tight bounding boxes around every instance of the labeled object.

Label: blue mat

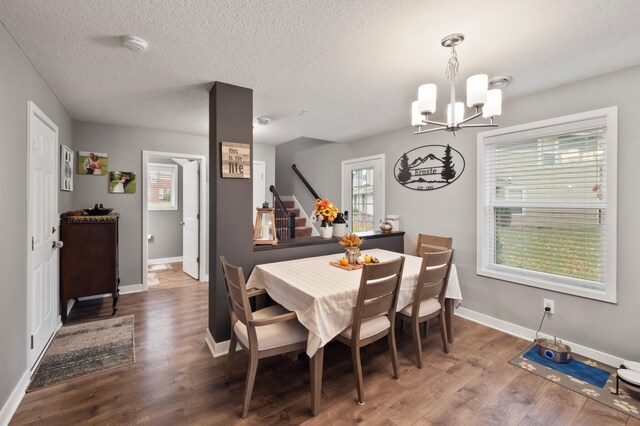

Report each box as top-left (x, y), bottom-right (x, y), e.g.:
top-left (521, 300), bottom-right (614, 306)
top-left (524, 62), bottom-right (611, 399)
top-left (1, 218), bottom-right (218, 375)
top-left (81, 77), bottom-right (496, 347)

top-left (523, 346), bottom-right (610, 388)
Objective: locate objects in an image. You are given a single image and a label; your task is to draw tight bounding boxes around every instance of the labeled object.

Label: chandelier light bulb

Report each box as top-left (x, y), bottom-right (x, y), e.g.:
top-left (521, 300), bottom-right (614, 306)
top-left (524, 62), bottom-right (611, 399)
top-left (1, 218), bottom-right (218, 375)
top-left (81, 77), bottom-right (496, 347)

top-left (418, 84), bottom-right (437, 115)
top-left (411, 101), bottom-right (423, 127)
top-left (467, 74), bottom-right (488, 107)
top-left (483, 89), bottom-right (502, 118)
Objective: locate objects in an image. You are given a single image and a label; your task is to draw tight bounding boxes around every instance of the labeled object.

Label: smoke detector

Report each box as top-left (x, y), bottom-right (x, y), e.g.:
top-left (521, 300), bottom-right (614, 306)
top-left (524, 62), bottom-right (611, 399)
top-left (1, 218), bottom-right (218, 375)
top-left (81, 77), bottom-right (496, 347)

top-left (256, 116), bottom-right (271, 126)
top-left (122, 35), bottom-right (148, 52)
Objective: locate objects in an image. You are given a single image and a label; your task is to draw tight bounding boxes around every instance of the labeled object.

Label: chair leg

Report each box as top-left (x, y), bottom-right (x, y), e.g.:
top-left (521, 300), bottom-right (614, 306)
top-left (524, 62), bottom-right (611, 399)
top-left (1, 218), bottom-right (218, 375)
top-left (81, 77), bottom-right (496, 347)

top-left (616, 375), bottom-right (620, 395)
top-left (388, 329), bottom-right (399, 379)
top-left (412, 319), bottom-right (423, 369)
top-left (242, 352), bottom-right (259, 418)
top-left (224, 331), bottom-right (237, 385)
top-left (351, 344), bottom-right (365, 405)
top-left (439, 313), bottom-right (449, 354)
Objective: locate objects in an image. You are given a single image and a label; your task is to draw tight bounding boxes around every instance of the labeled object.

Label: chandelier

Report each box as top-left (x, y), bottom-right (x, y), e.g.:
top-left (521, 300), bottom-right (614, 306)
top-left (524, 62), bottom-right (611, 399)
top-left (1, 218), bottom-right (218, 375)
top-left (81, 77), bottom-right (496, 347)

top-left (411, 33), bottom-right (510, 135)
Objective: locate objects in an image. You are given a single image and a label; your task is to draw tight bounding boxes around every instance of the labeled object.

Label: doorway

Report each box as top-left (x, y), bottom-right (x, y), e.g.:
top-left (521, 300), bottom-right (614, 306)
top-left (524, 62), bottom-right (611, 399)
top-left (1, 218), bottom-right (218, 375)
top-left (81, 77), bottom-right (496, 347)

top-left (341, 154), bottom-right (385, 232)
top-left (253, 160), bottom-right (266, 211)
top-left (142, 151), bottom-right (207, 290)
top-left (27, 101), bottom-right (60, 370)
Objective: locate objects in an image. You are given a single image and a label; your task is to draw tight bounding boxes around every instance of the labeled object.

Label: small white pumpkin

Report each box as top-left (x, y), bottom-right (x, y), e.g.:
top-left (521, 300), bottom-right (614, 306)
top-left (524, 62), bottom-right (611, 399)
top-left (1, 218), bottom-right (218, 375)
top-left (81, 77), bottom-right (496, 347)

top-left (356, 256), bottom-right (365, 265)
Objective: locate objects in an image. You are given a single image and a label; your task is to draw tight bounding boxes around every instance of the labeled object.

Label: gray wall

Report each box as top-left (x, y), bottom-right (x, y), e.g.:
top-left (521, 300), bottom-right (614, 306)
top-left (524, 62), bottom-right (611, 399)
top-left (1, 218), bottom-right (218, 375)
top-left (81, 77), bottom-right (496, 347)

top-left (0, 21), bottom-right (74, 415)
top-left (275, 137), bottom-right (339, 216)
top-left (147, 157), bottom-right (184, 260)
top-left (276, 65), bottom-right (640, 361)
top-left (73, 121), bottom-right (208, 287)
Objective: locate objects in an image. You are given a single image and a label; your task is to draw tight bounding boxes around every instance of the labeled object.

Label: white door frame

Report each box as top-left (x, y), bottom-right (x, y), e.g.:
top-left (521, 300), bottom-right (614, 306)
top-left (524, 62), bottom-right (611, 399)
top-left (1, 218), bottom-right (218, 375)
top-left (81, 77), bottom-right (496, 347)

top-left (26, 101), bottom-right (60, 372)
top-left (142, 151), bottom-right (207, 290)
top-left (341, 154), bottom-right (386, 231)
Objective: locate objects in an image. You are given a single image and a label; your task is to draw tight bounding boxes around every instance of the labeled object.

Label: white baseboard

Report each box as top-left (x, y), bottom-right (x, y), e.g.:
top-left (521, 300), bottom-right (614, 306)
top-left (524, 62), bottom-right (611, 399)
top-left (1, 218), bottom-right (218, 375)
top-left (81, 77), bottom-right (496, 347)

top-left (148, 257), bottom-right (183, 265)
top-left (119, 284), bottom-right (144, 295)
top-left (205, 329), bottom-right (239, 358)
top-left (0, 370), bottom-right (28, 426)
top-left (455, 307), bottom-right (624, 368)
top-left (200, 274), bottom-right (209, 282)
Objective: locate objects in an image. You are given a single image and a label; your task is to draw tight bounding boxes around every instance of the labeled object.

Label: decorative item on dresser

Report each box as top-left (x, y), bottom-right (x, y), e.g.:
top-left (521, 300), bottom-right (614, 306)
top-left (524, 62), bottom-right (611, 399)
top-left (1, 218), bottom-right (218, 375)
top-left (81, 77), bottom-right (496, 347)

top-left (59, 212), bottom-right (120, 322)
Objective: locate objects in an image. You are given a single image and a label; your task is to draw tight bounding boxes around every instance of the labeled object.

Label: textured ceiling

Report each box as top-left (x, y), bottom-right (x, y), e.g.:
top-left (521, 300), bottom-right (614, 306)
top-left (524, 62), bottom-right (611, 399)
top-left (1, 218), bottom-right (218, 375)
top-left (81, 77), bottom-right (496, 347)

top-left (1, 0), bottom-right (640, 144)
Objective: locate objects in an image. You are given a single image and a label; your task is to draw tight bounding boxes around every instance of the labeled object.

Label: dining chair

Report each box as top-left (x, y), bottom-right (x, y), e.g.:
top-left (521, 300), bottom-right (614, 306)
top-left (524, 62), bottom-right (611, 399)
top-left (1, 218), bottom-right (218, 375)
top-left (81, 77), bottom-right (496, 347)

top-left (335, 256), bottom-right (405, 405)
top-left (397, 249), bottom-right (453, 368)
top-left (220, 256), bottom-right (309, 418)
top-left (416, 233), bottom-right (453, 257)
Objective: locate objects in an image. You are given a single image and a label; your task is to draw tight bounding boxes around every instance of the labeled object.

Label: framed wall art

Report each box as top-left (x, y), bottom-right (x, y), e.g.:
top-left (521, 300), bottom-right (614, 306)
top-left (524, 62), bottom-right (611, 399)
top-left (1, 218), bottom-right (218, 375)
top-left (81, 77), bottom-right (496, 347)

top-left (109, 171), bottom-right (136, 194)
top-left (77, 151), bottom-right (108, 175)
top-left (60, 145), bottom-right (73, 191)
top-left (220, 141), bottom-right (250, 178)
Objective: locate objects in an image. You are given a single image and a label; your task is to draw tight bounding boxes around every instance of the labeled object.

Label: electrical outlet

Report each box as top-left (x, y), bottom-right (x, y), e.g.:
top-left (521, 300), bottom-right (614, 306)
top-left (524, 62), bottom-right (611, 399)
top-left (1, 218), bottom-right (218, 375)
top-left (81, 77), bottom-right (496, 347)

top-left (543, 298), bottom-right (555, 314)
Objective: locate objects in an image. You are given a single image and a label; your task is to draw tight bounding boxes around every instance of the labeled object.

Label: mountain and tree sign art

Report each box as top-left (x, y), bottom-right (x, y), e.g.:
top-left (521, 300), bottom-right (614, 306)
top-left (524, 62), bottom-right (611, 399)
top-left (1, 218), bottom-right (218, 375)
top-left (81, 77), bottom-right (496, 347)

top-left (394, 144), bottom-right (465, 191)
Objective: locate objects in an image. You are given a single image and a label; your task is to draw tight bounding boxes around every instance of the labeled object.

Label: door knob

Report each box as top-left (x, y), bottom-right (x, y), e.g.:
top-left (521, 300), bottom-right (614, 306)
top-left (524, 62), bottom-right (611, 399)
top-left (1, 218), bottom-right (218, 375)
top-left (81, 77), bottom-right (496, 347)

top-left (179, 221), bottom-right (185, 225)
top-left (52, 241), bottom-right (64, 249)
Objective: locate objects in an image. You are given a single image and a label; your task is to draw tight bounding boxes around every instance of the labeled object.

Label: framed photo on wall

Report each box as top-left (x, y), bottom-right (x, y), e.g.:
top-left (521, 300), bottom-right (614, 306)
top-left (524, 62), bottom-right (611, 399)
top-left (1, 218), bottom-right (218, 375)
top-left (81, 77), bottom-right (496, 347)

top-left (109, 171), bottom-right (136, 194)
top-left (60, 145), bottom-right (73, 191)
top-left (77, 151), bottom-right (108, 175)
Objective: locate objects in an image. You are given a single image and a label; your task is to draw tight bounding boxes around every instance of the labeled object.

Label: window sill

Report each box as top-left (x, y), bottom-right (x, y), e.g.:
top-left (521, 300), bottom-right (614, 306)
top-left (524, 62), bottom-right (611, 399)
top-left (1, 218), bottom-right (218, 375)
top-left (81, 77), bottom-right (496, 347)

top-left (477, 265), bottom-right (617, 304)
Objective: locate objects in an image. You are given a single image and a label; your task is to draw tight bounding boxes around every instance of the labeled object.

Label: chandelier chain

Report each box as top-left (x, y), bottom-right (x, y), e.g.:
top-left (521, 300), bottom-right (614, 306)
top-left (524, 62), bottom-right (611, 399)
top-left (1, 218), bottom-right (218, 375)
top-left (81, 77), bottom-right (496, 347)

top-left (446, 45), bottom-right (459, 84)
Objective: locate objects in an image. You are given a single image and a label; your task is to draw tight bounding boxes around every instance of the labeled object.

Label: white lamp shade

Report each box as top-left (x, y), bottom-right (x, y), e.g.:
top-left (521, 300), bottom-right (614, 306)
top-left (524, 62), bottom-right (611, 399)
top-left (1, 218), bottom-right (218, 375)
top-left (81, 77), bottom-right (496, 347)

top-left (418, 84), bottom-right (437, 114)
top-left (466, 74), bottom-right (488, 107)
top-left (447, 102), bottom-right (465, 126)
top-left (411, 101), bottom-right (422, 127)
top-left (483, 89), bottom-right (502, 118)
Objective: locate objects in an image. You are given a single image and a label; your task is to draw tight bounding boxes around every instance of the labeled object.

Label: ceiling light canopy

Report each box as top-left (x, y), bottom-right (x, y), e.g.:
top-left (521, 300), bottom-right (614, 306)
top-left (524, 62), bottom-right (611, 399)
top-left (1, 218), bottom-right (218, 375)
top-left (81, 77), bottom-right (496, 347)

top-left (122, 35), bottom-right (148, 52)
top-left (411, 33), bottom-right (509, 136)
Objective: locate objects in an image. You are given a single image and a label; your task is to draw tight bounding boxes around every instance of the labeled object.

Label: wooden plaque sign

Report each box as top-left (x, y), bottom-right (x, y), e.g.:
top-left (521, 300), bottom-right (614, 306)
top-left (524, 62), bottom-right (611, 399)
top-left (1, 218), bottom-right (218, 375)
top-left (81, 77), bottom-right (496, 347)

top-left (220, 141), bottom-right (251, 178)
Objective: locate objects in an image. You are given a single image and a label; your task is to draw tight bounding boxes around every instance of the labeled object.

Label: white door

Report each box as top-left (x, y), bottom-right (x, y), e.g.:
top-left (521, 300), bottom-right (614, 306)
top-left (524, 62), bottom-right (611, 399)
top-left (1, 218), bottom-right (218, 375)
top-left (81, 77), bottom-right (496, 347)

top-left (182, 160), bottom-right (199, 279)
top-left (253, 161), bottom-right (266, 211)
top-left (342, 155), bottom-right (385, 233)
top-left (28, 102), bottom-right (59, 369)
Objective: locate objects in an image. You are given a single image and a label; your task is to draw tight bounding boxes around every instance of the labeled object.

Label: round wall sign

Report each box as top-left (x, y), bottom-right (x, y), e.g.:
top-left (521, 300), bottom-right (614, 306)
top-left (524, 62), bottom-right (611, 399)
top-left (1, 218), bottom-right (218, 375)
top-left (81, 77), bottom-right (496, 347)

top-left (394, 144), bottom-right (465, 191)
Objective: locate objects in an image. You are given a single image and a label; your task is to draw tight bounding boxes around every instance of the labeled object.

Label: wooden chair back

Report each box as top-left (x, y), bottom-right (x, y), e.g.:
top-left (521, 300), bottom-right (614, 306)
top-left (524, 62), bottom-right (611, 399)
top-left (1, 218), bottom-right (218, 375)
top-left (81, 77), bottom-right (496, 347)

top-left (220, 256), bottom-right (254, 331)
top-left (416, 234), bottom-right (453, 257)
top-left (351, 257), bottom-right (405, 340)
top-left (413, 250), bottom-right (453, 312)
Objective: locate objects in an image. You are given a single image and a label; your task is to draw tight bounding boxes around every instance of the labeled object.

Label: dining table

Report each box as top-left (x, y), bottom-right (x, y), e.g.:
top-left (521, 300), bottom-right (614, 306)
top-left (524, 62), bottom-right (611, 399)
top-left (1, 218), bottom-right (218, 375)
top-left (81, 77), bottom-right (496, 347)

top-left (246, 248), bottom-right (462, 415)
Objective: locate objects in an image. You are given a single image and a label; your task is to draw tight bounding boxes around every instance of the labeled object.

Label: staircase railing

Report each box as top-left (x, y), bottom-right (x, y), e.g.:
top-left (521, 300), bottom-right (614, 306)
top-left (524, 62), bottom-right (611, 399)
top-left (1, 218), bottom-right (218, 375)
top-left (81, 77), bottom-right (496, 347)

top-left (269, 185), bottom-right (296, 240)
top-left (291, 164), bottom-right (321, 201)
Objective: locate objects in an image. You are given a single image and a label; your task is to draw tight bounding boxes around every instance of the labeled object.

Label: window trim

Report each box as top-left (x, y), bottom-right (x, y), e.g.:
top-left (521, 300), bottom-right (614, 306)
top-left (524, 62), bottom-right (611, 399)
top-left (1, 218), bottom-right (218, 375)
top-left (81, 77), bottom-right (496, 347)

top-left (148, 162), bottom-right (179, 211)
top-left (476, 107), bottom-right (618, 303)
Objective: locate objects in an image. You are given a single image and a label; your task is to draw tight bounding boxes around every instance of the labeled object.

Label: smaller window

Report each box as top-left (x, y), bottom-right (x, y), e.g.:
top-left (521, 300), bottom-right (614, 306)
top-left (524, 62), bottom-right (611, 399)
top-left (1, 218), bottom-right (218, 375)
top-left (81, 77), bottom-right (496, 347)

top-left (148, 163), bottom-right (178, 210)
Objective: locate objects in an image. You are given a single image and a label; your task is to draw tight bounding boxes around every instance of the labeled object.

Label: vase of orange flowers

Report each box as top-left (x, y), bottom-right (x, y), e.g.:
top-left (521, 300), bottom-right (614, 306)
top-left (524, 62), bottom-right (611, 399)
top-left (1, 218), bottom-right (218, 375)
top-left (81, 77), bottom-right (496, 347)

top-left (311, 198), bottom-right (339, 239)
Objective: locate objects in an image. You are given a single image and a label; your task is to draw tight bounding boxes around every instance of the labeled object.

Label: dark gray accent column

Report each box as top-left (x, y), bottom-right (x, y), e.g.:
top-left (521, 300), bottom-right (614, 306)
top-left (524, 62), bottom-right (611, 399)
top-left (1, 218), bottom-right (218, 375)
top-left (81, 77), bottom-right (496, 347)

top-left (209, 82), bottom-right (253, 342)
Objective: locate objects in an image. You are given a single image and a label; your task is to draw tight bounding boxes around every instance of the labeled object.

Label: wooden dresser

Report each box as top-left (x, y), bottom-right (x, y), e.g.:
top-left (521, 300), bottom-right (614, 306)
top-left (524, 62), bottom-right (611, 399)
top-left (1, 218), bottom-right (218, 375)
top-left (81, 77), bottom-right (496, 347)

top-left (59, 213), bottom-right (120, 322)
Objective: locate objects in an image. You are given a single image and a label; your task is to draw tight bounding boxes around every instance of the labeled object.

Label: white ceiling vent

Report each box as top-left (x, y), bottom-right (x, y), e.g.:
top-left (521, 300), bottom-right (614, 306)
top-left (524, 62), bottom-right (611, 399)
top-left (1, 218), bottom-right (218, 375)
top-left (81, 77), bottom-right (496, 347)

top-left (122, 35), bottom-right (148, 52)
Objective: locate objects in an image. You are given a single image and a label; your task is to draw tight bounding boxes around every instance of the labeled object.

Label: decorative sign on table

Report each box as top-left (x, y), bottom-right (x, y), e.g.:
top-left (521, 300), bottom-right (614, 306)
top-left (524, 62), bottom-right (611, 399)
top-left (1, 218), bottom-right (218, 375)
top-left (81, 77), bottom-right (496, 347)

top-left (394, 144), bottom-right (465, 191)
top-left (220, 142), bottom-right (251, 178)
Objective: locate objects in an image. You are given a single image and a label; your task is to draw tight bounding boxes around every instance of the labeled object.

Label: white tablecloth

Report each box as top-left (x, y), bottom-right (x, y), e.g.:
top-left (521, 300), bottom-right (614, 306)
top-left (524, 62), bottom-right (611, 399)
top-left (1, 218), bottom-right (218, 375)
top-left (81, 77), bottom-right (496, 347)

top-left (246, 248), bottom-right (462, 357)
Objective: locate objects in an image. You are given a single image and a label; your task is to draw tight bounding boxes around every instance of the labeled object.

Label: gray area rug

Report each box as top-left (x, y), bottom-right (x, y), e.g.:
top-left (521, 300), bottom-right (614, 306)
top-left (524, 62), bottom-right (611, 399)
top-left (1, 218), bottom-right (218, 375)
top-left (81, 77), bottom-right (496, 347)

top-left (28, 315), bottom-right (135, 391)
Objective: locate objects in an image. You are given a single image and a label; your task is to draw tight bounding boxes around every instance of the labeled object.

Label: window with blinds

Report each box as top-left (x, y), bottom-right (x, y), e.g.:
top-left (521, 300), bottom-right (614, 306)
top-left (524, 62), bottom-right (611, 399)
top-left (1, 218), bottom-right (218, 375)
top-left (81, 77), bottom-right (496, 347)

top-left (148, 163), bottom-right (178, 210)
top-left (477, 107), bottom-right (617, 302)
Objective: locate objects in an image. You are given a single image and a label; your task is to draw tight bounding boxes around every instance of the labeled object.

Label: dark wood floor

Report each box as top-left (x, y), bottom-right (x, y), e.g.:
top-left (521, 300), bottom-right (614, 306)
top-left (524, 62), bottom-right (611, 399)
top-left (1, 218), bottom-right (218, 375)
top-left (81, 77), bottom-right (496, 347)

top-left (11, 276), bottom-right (638, 425)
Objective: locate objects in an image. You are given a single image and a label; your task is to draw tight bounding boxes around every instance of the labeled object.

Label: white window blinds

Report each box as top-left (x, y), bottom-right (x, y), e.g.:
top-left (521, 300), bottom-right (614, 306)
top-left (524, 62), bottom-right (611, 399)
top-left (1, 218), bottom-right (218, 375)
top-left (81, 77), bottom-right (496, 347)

top-left (477, 108), bottom-right (617, 302)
